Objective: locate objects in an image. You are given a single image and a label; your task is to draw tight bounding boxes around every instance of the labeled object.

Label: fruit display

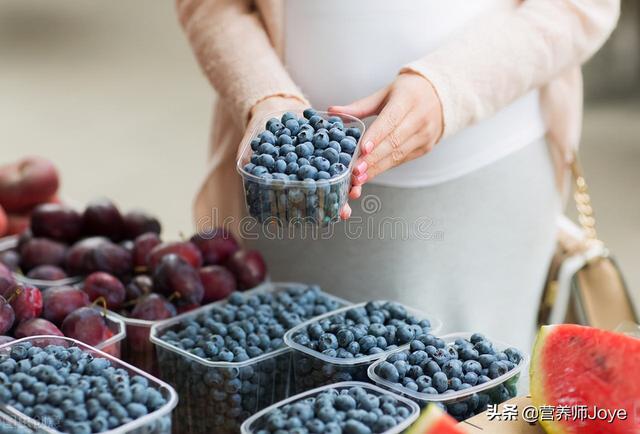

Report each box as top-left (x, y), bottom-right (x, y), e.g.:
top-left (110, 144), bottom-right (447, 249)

top-left (284, 301), bottom-right (441, 393)
top-left (405, 404), bottom-right (468, 434)
top-left (0, 266), bottom-right (124, 356)
top-left (0, 194), bottom-right (268, 372)
top-left (0, 337), bottom-right (178, 434)
top-left (150, 283), bottom-right (350, 434)
top-left (368, 333), bottom-right (525, 421)
top-left (0, 157), bottom-right (60, 237)
top-left (241, 382), bottom-right (420, 434)
top-left (237, 109), bottom-right (365, 225)
top-left (530, 324), bottom-right (640, 434)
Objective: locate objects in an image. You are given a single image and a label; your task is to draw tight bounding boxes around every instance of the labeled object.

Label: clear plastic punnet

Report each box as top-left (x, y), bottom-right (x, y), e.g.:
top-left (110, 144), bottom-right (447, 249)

top-left (0, 336), bottom-right (178, 434)
top-left (0, 235), bottom-right (82, 290)
top-left (240, 381), bottom-right (421, 434)
top-left (149, 282), bottom-right (351, 434)
top-left (367, 332), bottom-right (529, 421)
top-left (284, 302), bottom-right (443, 394)
top-left (236, 110), bottom-right (365, 226)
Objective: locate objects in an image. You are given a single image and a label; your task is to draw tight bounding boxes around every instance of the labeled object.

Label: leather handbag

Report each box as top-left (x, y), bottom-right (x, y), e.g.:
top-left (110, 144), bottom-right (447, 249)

top-left (538, 154), bottom-right (639, 330)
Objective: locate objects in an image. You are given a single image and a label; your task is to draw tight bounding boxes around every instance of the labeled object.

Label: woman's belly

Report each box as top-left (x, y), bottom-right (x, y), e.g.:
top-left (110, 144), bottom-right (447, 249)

top-left (284, 0), bottom-right (546, 187)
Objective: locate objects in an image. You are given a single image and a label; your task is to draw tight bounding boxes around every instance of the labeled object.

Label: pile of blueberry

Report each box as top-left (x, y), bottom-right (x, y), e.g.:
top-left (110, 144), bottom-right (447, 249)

top-left (288, 302), bottom-right (432, 392)
top-left (240, 109), bottom-right (362, 224)
top-left (0, 342), bottom-right (171, 434)
top-left (249, 384), bottom-right (415, 434)
top-left (374, 333), bottom-right (524, 420)
top-left (154, 285), bottom-right (347, 434)
top-left (158, 286), bottom-right (344, 363)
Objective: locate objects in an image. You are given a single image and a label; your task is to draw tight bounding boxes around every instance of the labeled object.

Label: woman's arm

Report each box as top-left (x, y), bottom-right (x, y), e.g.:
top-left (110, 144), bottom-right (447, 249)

top-left (331, 0), bottom-right (620, 216)
top-left (402, 0), bottom-right (620, 139)
top-left (176, 0), bottom-right (306, 126)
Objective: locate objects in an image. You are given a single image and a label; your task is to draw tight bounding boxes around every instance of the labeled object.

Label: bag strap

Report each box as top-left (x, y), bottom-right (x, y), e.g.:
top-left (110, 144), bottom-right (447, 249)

top-left (570, 154), bottom-right (603, 248)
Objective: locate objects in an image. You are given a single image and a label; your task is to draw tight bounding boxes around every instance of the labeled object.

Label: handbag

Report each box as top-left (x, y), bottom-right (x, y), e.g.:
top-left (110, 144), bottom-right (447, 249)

top-left (538, 154), bottom-right (639, 330)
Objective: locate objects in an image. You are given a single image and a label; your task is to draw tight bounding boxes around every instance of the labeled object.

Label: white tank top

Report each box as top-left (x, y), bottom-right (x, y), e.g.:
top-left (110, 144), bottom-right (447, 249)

top-left (284, 0), bottom-right (547, 187)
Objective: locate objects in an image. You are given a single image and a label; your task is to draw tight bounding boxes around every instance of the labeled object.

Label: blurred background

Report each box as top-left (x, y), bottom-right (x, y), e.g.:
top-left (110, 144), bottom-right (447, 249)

top-left (0, 1), bottom-right (638, 296)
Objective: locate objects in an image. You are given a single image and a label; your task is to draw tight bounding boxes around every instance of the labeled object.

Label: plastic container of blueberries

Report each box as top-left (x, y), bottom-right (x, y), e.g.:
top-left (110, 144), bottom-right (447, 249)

top-left (0, 336), bottom-right (178, 434)
top-left (149, 282), bottom-right (351, 434)
top-left (0, 410), bottom-right (36, 434)
top-left (0, 235), bottom-right (83, 290)
top-left (367, 332), bottom-right (530, 421)
top-left (284, 302), bottom-right (443, 395)
top-left (236, 110), bottom-right (365, 226)
top-left (241, 381), bottom-right (421, 434)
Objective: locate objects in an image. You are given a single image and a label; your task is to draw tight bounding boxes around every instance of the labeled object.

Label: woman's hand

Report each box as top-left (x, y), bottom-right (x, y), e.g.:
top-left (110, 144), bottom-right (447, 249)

top-left (329, 72), bottom-right (444, 219)
top-left (239, 96), bottom-right (308, 160)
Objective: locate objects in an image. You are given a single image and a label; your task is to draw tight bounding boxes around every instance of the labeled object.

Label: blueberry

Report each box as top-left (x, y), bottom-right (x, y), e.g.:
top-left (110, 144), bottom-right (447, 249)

top-left (328, 163), bottom-right (347, 177)
top-left (250, 138), bottom-right (260, 151)
top-left (340, 137), bottom-right (357, 154)
top-left (243, 163), bottom-right (256, 173)
top-left (504, 348), bottom-right (523, 365)
top-left (339, 153), bottom-right (352, 167)
top-left (313, 131), bottom-right (330, 150)
top-left (463, 360), bottom-right (482, 375)
top-left (345, 127), bottom-right (362, 139)
top-left (488, 361), bottom-right (509, 379)
top-left (251, 165), bottom-right (269, 177)
top-left (273, 159), bottom-right (287, 173)
top-left (258, 154), bottom-right (276, 171)
top-left (317, 171), bottom-right (331, 180)
top-left (258, 142), bottom-right (278, 157)
top-left (358, 335), bottom-right (377, 353)
top-left (442, 359), bottom-right (464, 379)
top-left (296, 143), bottom-right (314, 158)
top-left (478, 354), bottom-right (497, 368)
top-left (322, 148), bottom-right (339, 165)
top-left (259, 130), bottom-right (277, 145)
top-left (378, 361), bottom-right (400, 382)
top-left (285, 119), bottom-right (300, 135)
top-left (268, 121), bottom-right (285, 134)
top-left (285, 162), bottom-right (300, 175)
top-left (278, 134), bottom-right (293, 146)
top-left (328, 141), bottom-right (341, 153)
top-left (474, 340), bottom-right (494, 355)
top-left (297, 129), bottom-right (314, 143)
top-left (328, 128), bottom-right (346, 143)
top-left (312, 157), bottom-right (330, 172)
top-left (464, 372), bottom-right (479, 386)
top-left (266, 117), bottom-right (281, 130)
top-left (303, 108), bottom-right (317, 119)
top-left (297, 165), bottom-right (318, 180)
top-left (432, 372), bottom-right (449, 393)
top-left (318, 334), bottom-right (338, 351)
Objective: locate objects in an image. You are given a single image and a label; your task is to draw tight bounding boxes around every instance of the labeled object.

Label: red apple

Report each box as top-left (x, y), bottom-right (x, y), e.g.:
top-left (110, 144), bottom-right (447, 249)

top-left (0, 157), bottom-right (59, 213)
top-left (6, 213), bottom-right (30, 235)
top-left (199, 265), bottom-right (236, 303)
top-left (0, 205), bottom-right (7, 237)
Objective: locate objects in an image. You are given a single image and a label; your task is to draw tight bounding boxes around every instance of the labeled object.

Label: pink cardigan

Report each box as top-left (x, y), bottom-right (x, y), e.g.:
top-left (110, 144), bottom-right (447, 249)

top-left (177, 0), bottom-right (619, 230)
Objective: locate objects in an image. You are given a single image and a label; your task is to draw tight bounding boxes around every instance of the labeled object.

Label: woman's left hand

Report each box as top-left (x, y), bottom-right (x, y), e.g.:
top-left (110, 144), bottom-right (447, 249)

top-left (328, 72), bottom-right (444, 219)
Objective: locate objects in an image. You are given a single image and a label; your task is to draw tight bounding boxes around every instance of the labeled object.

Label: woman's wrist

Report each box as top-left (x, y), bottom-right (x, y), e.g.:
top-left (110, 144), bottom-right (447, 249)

top-left (249, 95), bottom-right (308, 122)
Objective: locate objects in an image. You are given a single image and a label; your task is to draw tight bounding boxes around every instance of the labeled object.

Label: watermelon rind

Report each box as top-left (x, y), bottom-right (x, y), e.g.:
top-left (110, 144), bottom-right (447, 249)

top-left (406, 404), bottom-right (466, 434)
top-left (530, 324), bottom-right (640, 434)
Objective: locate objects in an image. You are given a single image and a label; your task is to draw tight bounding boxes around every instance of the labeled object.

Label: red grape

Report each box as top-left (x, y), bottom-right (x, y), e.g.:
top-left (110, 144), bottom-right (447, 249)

top-left (153, 254), bottom-right (204, 305)
top-left (83, 272), bottom-right (126, 309)
top-left (191, 229), bottom-right (239, 265)
top-left (199, 265), bottom-right (237, 303)
top-left (133, 233), bottom-right (161, 269)
top-left (82, 198), bottom-right (125, 241)
top-left (61, 307), bottom-right (110, 346)
top-left (30, 203), bottom-right (82, 243)
top-left (225, 249), bottom-right (267, 290)
top-left (42, 286), bottom-right (90, 325)
top-left (9, 285), bottom-right (42, 323)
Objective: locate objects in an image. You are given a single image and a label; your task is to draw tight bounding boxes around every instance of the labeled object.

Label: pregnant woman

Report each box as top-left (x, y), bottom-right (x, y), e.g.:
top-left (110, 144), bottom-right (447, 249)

top-left (177, 0), bottom-right (619, 348)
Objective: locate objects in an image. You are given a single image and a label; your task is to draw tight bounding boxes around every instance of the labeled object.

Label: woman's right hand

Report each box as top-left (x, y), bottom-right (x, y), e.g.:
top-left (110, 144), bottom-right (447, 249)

top-left (238, 96), bottom-right (308, 160)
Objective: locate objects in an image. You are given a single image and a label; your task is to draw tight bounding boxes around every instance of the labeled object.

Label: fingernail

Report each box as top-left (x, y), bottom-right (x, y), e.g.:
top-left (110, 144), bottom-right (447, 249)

top-left (356, 173), bottom-right (368, 185)
top-left (363, 141), bottom-right (373, 154)
top-left (354, 161), bottom-right (368, 175)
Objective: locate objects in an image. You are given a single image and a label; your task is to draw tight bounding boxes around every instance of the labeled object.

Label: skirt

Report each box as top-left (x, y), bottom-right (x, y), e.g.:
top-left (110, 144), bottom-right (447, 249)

top-left (246, 138), bottom-right (561, 351)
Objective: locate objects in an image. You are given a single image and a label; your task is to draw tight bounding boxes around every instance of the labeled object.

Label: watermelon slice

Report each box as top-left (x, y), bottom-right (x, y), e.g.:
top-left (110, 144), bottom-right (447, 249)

top-left (531, 324), bottom-right (640, 434)
top-left (406, 404), bottom-right (468, 434)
